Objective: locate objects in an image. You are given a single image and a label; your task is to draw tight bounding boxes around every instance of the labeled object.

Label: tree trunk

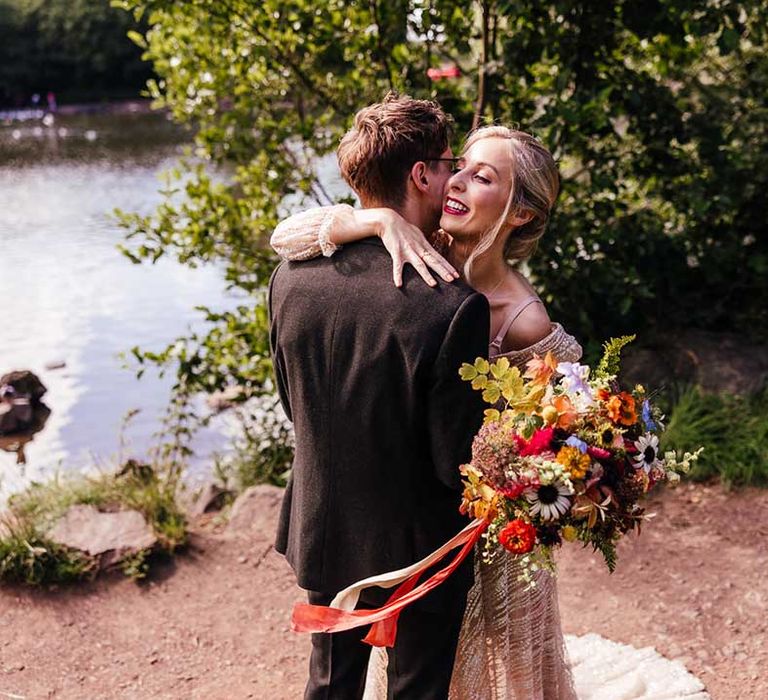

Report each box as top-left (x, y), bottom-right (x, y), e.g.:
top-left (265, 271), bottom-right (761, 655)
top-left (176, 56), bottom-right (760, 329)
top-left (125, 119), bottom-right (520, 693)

top-left (472, 0), bottom-right (492, 130)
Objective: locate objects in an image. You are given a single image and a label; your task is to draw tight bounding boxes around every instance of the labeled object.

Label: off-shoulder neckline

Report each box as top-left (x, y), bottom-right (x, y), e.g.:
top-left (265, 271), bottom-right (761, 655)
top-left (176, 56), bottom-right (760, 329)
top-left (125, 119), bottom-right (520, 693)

top-left (489, 322), bottom-right (577, 360)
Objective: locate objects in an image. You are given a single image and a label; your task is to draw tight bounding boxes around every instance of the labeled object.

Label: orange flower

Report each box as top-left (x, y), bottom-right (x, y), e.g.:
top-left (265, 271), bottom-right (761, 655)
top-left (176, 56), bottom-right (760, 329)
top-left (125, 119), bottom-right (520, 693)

top-left (524, 351), bottom-right (558, 385)
top-left (460, 465), bottom-right (499, 521)
top-left (606, 392), bottom-right (637, 426)
top-left (597, 388), bottom-right (611, 402)
top-left (547, 394), bottom-right (578, 429)
top-left (498, 519), bottom-right (537, 554)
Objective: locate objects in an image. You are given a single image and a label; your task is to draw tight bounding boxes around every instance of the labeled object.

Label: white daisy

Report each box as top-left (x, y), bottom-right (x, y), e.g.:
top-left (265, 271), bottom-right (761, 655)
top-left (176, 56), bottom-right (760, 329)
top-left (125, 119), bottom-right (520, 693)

top-left (525, 481), bottom-right (572, 521)
top-left (633, 433), bottom-right (661, 473)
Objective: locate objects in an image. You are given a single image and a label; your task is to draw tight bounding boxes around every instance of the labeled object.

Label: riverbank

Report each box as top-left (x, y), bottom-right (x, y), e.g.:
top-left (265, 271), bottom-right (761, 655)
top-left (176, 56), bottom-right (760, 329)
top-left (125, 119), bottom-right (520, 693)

top-left (0, 481), bottom-right (764, 699)
top-left (0, 99), bottom-right (155, 124)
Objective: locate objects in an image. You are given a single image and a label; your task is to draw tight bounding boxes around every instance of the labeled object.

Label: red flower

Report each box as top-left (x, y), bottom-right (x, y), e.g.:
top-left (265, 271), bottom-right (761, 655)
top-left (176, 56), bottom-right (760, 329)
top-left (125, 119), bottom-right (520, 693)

top-left (498, 519), bottom-right (537, 554)
top-left (517, 427), bottom-right (555, 457)
top-left (499, 473), bottom-right (540, 500)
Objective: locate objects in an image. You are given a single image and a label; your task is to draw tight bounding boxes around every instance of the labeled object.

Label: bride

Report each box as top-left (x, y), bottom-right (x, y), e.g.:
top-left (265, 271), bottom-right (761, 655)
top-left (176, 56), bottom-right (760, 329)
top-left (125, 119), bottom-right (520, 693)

top-left (272, 125), bottom-right (580, 699)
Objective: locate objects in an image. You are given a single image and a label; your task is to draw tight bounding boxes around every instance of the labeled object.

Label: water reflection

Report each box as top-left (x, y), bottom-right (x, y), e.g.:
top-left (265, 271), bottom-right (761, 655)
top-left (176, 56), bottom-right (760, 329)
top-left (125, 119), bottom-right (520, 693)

top-left (0, 110), bottom-right (235, 501)
top-left (0, 108), bottom-right (354, 503)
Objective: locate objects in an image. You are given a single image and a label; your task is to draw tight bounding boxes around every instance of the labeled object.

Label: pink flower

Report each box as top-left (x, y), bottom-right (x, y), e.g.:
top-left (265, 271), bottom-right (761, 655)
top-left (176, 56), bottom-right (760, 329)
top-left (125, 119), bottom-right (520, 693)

top-left (587, 446), bottom-right (611, 460)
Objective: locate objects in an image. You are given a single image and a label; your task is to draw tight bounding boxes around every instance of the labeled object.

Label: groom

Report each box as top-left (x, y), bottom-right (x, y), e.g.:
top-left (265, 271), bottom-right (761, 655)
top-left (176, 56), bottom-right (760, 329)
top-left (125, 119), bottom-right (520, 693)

top-left (269, 94), bottom-right (489, 699)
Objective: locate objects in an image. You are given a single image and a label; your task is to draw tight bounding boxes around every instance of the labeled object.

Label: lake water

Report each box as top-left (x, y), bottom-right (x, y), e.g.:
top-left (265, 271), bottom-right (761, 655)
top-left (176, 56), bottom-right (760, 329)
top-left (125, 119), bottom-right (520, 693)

top-left (0, 108), bottom-right (348, 501)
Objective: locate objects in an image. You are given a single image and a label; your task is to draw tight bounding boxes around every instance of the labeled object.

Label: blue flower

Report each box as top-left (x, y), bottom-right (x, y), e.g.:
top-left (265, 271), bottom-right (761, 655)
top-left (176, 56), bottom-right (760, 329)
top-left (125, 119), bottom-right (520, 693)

top-left (565, 436), bottom-right (588, 453)
top-left (641, 400), bottom-right (657, 432)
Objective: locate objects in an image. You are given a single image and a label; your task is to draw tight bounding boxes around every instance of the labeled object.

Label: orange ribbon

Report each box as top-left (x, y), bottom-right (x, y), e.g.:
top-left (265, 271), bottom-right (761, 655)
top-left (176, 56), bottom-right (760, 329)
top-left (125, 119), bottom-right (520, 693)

top-left (291, 518), bottom-right (488, 647)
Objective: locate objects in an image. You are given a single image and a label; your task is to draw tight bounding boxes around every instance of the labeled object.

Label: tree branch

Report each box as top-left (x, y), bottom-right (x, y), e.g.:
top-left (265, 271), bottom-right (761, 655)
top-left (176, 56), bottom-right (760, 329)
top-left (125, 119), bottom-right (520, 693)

top-left (369, 0), bottom-right (396, 90)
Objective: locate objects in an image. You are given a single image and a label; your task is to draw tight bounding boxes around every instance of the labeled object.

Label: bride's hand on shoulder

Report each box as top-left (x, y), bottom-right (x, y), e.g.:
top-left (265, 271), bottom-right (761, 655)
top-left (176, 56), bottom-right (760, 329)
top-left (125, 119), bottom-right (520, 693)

top-left (373, 208), bottom-right (459, 288)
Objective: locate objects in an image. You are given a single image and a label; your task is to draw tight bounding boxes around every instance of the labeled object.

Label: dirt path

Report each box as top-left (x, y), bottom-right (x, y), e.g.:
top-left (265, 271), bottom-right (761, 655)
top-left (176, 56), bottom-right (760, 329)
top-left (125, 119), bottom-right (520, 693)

top-left (0, 482), bottom-right (765, 699)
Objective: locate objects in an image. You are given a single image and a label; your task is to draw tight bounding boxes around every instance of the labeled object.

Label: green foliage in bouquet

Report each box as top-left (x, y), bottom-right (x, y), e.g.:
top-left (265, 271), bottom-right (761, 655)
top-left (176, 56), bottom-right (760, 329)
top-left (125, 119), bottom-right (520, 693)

top-left (458, 341), bottom-right (701, 579)
top-left (595, 335), bottom-right (636, 381)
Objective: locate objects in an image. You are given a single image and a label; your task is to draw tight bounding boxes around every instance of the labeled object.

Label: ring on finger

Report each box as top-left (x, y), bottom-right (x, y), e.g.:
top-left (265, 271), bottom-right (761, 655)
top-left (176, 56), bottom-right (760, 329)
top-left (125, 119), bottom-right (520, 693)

top-left (421, 249), bottom-right (432, 258)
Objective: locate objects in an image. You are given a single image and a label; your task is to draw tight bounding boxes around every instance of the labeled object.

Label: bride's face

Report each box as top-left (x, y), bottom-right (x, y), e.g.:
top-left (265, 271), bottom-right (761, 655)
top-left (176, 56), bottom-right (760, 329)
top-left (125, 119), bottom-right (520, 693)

top-left (439, 137), bottom-right (513, 241)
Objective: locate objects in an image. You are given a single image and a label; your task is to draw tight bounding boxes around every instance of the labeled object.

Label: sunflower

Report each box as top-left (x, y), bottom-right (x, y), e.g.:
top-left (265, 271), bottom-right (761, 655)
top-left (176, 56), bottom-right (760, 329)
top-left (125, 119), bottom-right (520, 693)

top-left (633, 433), bottom-right (661, 473)
top-left (594, 422), bottom-right (624, 449)
top-left (525, 480), bottom-right (572, 521)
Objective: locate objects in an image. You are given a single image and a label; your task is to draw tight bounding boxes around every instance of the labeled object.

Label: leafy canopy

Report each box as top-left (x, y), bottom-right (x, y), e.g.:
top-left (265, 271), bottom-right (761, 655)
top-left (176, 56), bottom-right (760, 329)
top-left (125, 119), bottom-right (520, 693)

top-left (113, 0), bottom-right (768, 432)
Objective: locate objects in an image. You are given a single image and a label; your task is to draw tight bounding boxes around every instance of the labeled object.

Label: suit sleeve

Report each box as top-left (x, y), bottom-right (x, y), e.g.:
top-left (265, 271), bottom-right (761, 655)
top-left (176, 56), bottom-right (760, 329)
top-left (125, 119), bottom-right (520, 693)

top-left (268, 264), bottom-right (293, 423)
top-left (428, 292), bottom-right (490, 491)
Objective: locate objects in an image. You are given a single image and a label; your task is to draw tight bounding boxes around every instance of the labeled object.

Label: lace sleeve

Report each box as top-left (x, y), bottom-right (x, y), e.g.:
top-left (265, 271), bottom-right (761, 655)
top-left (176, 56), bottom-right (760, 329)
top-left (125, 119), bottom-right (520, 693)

top-left (270, 204), bottom-right (354, 261)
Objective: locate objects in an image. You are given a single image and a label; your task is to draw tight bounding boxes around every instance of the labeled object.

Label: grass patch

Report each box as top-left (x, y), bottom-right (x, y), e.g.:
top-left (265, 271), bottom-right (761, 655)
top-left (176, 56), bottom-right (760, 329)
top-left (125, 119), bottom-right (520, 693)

top-left (661, 386), bottom-right (768, 487)
top-left (213, 396), bottom-right (293, 494)
top-left (0, 461), bottom-right (188, 586)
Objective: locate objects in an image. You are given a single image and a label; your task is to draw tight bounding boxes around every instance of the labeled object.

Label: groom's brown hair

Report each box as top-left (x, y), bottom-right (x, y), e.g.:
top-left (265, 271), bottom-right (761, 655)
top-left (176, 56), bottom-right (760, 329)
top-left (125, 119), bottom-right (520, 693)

top-left (337, 92), bottom-right (452, 208)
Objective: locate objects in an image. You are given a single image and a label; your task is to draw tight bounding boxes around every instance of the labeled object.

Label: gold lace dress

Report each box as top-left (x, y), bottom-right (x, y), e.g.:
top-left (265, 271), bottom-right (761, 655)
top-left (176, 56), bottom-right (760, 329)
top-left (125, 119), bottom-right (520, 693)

top-left (272, 206), bottom-right (581, 699)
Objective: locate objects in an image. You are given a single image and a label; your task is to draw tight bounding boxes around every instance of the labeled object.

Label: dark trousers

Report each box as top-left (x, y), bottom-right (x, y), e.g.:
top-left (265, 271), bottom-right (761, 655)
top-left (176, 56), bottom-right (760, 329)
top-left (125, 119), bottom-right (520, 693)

top-left (305, 581), bottom-right (468, 700)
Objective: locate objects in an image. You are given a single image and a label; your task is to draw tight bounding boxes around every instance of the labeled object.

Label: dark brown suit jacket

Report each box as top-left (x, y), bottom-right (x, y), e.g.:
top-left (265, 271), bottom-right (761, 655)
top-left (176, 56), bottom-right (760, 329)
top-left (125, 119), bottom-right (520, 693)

top-left (269, 238), bottom-right (489, 596)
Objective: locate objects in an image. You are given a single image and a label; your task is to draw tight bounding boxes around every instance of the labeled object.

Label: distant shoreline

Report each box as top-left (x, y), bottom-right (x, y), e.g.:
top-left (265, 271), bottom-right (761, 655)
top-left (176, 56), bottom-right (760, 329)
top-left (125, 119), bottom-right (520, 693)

top-left (1, 99), bottom-right (157, 123)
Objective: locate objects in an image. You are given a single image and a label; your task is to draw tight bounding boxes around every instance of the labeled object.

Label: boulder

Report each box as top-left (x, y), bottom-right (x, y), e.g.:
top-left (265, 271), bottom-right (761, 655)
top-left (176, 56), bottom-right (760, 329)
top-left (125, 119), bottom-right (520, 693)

top-left (47, 505), bottom-right (157, 569)
top-left (180, 482), bottom-right (232, 518)
top-left (0, 370), bottom-right (49, 437)
top-left (0, 370), bottom-right (47, 402)
top-left (227, 484), bottom-right (284, 535)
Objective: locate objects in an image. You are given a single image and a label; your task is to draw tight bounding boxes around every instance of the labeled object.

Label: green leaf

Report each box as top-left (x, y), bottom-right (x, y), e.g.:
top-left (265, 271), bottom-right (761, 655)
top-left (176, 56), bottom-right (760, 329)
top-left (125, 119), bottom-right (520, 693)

top-left (482, 384), bottom-right (501, 404)
top-left (471, 375), bottom-right (489, 390)
top-left (490, 357), bottom-right (510, 379)
top-left (474, 358), bottom-right (490, 375)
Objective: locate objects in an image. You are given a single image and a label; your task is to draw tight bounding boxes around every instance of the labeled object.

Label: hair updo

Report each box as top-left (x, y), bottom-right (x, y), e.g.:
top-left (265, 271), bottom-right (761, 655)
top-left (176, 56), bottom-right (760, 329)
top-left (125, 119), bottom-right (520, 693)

top-left (461, 126), bottom-right (560, 282)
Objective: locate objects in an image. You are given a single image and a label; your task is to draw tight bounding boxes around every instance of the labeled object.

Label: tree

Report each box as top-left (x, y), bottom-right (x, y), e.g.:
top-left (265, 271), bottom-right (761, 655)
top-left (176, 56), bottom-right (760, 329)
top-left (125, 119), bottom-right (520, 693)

top-left (0, 0), bottom-right (152, 105)
top-left (114, 0), bottom-right (767, 445)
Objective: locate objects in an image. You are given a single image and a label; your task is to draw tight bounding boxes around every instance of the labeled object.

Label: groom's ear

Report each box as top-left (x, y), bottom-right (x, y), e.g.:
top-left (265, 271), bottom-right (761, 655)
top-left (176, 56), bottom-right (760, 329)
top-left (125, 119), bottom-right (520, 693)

top-left (409, 161), bottom-right (431, 193)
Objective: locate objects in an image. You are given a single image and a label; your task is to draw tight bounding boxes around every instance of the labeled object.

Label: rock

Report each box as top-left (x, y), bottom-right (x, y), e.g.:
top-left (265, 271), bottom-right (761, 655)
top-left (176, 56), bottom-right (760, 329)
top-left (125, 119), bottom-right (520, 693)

top-left (0, 370), bottom-right (50, 437)
top-left (47, 505), bottom-right (157, 569)
top-left (44, 359), bottom-right (67, 371)
top-left (0, 370), bottom-right (47, 402)
top-left (621, 329), bottom-right (768, 395)
top-left (227, 485), bottom-right (283, 535)
top-left (181, 482), bottom-right (232, 518)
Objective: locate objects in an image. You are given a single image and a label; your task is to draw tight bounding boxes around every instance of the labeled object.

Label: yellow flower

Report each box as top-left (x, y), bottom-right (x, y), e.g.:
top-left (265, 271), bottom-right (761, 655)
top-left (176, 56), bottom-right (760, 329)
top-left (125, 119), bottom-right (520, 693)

top-left (562, 525), bottom-right (579, 542)
top-left (555, 446), bottom-right (591, 479)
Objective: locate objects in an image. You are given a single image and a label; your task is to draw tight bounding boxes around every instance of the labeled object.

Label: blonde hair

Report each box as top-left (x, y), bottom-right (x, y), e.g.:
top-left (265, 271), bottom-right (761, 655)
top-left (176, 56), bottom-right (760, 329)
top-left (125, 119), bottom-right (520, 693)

top-left (460, 126), bottom-right (560, 284)
top-left (337, 92), bottom-right (452, 208)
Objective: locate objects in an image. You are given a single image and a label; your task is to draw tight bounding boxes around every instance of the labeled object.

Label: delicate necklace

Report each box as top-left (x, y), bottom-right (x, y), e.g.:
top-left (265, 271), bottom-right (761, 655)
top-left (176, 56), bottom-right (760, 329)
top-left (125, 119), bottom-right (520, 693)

top-left (479, 270), bottom-right (510, 301)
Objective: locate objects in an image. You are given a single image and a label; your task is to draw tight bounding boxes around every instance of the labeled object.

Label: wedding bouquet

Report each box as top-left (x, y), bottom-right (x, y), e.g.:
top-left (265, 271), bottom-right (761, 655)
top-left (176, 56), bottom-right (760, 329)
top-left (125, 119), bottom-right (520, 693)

top-left (458, 336), bottom-right (702, 581)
